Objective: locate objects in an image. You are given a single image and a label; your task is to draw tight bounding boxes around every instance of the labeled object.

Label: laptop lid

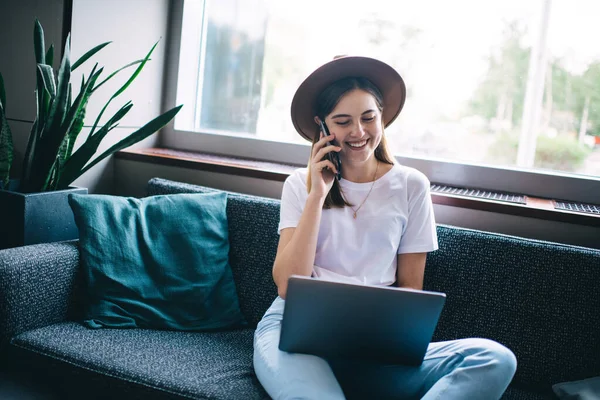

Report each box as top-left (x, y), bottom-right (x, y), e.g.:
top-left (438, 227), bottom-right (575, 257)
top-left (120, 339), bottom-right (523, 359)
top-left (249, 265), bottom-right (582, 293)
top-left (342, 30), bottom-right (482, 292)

top-left (279, 275), bottom-right (446, 366)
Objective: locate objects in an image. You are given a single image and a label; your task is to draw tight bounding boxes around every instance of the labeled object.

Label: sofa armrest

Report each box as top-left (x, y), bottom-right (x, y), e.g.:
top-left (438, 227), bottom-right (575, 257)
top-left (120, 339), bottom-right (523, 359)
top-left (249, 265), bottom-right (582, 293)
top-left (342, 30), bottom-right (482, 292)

top-left (0, 241), bottom-right (80, 348)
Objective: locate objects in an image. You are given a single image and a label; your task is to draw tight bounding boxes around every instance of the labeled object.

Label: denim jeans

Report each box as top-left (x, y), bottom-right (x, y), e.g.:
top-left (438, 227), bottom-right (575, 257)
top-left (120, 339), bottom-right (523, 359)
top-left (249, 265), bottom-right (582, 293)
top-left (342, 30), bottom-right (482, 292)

top-left (253, 297), bottom-right (517, 400)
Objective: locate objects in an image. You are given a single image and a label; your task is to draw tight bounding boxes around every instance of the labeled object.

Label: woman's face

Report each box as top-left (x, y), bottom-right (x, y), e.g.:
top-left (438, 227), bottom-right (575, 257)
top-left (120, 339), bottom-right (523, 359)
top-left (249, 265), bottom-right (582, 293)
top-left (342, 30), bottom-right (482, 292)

top-left (324, 89), bottom-right (383, 165)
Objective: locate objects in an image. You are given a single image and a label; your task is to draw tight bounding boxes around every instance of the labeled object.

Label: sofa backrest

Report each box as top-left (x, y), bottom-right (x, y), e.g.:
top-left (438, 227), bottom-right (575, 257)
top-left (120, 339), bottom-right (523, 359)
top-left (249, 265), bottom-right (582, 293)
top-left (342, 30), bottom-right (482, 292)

top-left (147, 178), bottom-right (600, 392)
top-left (425, 226), bottom-right (600, 390)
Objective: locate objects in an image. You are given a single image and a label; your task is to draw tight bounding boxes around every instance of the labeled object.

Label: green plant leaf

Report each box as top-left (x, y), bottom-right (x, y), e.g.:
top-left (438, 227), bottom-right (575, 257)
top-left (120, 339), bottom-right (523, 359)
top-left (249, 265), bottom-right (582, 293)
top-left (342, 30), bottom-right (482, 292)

top-left (59, 102), bottom-right (133, 186)
top-left (0, 103), bottom-right (14, 188)
top-left (34, 19), bottom-right (45, 65)
top-left (0, 72), bottom-right (6, 111)
top-left (37, 64), bottom-right (57, 98)
top-left (20, 116), bottom-right (39, 188)
top-left (42, 154), bottom-right (61, 191)
top-left (45, 34), bottom-right (71, 136)
top-left (21, 84), bottom-right (48, 190)
top-left (33, 66), bottom-right (50, 150)
top-left (59, 65), bottom-right (103, 163)
top-left (63, 74), bottom-right (87, 158)
top-left (93, 101), bottom-right (133, 141)
top-left (39, 87), bottom-right (51, 138)
top-left (33, 71), bottom-right (51, 163)
top-left (35, 67), bottom-right (45, 134)
top-left (48, 157), bottom-right (62, 191)
top-left (66, 104), bottom-right (182, 186)
top-left (50, 64), bottom-right (99, 161)
top-left (71, 41), bottom-right (111, 72)
top-left (92, 59), bottom-right (147, 93)
top-left (57, 85), bottom-right (74, 162)
top-left (113, 42), bottom-right (158, 99)
top-left (22, 35), bottom-right (73, 192)
top-left (67, 82), bottom-right (72, 110)
top-left (45, 44), bottom-right (54, 67)
top-left (25, 68), bottom-right (50, 186)
top-left (57, 83), bottom-right (73, 160)
top-left (89, 41), bottom-right (158, 136)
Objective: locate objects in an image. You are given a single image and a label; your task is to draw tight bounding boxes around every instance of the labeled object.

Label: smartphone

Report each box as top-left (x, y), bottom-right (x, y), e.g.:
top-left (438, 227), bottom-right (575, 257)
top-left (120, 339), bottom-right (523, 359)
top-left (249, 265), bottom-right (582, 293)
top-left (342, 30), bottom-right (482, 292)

top-left (319, 120), bottom-right (342, 180)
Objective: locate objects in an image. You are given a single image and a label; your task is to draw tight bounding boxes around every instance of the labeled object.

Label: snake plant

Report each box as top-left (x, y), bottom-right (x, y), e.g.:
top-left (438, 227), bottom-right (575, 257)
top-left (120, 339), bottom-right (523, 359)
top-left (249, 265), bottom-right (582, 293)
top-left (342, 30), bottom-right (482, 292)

top-left (0, 19), bottom-right (182, 193)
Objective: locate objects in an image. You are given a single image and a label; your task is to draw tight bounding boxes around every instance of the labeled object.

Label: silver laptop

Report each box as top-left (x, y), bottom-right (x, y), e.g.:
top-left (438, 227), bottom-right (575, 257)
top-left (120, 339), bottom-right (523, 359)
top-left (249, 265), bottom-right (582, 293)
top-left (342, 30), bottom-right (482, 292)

top-left (279, 275), bottom-right (446, 366)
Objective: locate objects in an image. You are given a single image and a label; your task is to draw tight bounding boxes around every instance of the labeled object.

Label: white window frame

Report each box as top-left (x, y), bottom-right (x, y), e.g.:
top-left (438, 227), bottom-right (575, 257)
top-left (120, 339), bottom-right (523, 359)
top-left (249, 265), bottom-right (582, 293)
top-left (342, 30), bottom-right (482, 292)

top-left (161, 0), bottom-right (600, 205)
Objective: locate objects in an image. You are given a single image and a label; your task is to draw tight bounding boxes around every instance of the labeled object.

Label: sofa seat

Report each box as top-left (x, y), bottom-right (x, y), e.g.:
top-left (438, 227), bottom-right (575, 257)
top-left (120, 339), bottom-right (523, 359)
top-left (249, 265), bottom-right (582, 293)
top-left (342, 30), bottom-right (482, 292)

top-left (9, 323), bottom-right (554, 400)
top-left (9, 322), bottom-right (269, 399)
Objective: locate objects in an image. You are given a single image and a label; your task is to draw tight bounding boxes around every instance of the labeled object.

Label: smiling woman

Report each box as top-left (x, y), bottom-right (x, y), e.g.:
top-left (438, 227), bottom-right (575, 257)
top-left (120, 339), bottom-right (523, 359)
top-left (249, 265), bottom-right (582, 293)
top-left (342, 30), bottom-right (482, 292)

top-left (251, 54), bottom-right (518, 399)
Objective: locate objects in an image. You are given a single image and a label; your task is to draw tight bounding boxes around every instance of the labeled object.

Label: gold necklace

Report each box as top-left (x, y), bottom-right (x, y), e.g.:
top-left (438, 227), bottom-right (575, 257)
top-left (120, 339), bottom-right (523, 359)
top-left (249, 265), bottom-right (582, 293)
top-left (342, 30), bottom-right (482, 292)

top-left (342, 161), bottom-right (379, 219)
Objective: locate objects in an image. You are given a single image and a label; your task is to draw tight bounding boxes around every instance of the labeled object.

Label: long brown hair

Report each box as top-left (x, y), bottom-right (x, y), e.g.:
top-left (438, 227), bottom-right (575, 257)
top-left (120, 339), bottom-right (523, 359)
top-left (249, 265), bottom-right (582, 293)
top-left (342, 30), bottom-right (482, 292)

top-left (306, 77), bottom-right (395, 209)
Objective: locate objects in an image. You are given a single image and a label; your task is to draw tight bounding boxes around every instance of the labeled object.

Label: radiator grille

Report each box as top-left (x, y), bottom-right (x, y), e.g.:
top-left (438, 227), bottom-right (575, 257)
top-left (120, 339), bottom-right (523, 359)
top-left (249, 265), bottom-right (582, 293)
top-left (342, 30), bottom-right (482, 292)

top-left (554, 201), bottom-right (600, 215)
top-left (430, 184), bottom-right (526, 204)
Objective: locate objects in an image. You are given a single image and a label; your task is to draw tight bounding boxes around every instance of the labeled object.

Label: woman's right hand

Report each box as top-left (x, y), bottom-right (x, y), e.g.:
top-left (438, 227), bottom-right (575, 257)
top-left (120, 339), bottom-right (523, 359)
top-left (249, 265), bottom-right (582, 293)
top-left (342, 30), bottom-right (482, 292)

top-left (309, 131), bottom-right (341, 199)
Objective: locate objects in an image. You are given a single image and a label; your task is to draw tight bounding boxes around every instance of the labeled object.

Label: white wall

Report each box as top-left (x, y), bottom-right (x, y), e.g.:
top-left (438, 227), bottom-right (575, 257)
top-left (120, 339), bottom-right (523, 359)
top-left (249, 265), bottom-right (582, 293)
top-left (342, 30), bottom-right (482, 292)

top-left (68, 0), bottom-right (170, 193)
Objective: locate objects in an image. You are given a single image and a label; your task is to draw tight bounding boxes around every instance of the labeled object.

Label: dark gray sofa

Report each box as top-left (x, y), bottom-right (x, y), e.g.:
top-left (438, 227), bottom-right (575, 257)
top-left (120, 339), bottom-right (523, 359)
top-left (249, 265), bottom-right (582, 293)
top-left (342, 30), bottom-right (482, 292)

top-left (1, 177), bottom-right (599, 399)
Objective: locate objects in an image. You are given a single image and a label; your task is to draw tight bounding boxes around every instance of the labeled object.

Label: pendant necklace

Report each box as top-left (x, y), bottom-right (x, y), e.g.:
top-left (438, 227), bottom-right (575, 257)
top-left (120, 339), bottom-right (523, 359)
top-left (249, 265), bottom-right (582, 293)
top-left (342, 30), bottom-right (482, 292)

top-left (343, 161), bottom-right (379, 220)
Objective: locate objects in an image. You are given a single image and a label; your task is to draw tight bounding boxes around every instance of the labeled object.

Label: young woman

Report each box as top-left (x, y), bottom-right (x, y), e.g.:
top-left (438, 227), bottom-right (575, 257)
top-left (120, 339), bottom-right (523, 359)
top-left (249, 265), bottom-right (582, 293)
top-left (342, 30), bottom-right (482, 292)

top-left (253, 56), bottom-right (517, 399)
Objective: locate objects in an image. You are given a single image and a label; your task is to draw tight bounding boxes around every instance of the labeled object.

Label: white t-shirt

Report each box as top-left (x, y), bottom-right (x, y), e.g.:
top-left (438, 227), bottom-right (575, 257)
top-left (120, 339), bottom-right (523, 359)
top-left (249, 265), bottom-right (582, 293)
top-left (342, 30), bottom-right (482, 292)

top-left (278, 163), bottom-right (438, 286)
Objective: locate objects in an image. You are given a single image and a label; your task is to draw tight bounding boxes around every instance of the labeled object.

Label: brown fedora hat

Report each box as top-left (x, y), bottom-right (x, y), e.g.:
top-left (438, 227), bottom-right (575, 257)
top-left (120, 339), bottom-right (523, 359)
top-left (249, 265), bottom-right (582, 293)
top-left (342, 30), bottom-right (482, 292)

top-left (290, 56), bottom-right (406, 142)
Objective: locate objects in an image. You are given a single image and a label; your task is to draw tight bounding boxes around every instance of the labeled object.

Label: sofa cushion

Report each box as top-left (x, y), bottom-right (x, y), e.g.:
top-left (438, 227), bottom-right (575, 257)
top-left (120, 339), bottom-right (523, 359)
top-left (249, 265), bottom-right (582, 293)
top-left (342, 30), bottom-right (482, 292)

top-left (10, 322), bottom-right (268, 399)
top-left (69, 192), bottom-right (245, 331)
top-left (146, 178), bottom-right (280, 327)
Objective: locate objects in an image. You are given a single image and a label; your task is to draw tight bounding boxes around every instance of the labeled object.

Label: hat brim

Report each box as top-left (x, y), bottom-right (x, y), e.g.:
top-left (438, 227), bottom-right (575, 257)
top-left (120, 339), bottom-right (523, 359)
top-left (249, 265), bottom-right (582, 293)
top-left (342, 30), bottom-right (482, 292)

top-left (291, 56), bottom-right (406, 142)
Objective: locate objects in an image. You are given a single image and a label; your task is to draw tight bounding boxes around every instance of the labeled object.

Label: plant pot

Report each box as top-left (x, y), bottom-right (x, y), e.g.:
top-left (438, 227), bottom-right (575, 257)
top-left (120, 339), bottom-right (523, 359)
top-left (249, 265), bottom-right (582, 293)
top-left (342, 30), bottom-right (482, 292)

top-left (0, 180), bottom-right (87, 250)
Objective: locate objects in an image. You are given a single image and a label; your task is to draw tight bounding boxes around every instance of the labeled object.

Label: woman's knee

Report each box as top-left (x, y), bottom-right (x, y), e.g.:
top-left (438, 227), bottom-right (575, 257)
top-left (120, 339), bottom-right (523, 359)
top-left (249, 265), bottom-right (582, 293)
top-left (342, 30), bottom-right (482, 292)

top-left (468, 338), bottom-right (517, 378)
top-left (253, 350), bottom-right (344, 400)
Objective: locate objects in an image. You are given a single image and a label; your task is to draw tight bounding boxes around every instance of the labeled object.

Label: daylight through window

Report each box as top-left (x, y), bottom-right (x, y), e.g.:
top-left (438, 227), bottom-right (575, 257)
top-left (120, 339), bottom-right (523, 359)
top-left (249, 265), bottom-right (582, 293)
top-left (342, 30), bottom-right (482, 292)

top-left (176, 0), bottom-right (600, 178)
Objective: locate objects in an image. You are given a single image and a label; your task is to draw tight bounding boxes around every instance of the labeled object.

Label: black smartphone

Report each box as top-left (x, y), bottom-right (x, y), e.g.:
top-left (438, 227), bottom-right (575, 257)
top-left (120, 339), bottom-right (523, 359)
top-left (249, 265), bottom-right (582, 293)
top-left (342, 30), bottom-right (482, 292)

top-left (319, 120), bottom-right (342, 180)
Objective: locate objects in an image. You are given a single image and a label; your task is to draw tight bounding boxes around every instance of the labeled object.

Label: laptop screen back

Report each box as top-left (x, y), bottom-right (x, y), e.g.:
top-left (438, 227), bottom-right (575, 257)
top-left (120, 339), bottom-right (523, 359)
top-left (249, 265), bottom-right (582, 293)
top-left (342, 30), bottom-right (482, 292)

top-left (279, 276), bottom-right (446, 366)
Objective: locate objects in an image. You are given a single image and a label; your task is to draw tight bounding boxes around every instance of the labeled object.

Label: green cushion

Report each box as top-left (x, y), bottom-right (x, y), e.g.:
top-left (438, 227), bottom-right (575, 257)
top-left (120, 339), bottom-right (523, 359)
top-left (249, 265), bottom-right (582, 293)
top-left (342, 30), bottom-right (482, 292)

top-left (68, 193), bottom-right (246, 331)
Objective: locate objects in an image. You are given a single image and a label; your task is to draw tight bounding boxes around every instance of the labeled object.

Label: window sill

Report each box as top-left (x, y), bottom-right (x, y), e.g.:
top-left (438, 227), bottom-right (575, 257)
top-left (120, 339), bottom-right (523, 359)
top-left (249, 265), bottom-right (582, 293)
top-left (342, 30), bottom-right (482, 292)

top-left (116, 148), bottom-right (600, 228)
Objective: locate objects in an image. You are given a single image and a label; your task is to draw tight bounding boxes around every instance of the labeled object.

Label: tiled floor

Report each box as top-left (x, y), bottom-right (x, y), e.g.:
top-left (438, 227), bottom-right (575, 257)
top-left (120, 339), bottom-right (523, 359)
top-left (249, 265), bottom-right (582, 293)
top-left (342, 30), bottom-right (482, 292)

top-left (0, 370), bottom-right (58, 400)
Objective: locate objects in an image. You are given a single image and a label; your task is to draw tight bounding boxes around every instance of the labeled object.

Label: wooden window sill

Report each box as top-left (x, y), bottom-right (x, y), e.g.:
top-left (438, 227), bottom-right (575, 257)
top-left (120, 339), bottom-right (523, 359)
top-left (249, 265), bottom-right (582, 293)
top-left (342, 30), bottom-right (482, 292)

top-left (116, 148), bottom-right (600, 228)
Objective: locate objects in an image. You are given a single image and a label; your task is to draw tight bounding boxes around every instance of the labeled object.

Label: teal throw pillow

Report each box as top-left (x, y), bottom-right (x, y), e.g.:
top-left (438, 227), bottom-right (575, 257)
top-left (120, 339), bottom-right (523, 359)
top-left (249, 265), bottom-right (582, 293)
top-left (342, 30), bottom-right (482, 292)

top-left (68, 192), bottom-right (246, 331)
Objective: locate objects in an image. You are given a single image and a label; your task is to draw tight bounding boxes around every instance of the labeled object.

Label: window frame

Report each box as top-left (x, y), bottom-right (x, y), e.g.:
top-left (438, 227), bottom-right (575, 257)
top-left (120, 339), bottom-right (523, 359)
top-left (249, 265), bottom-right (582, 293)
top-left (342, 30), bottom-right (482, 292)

top-left (161, 0), bottom-right (600, 205)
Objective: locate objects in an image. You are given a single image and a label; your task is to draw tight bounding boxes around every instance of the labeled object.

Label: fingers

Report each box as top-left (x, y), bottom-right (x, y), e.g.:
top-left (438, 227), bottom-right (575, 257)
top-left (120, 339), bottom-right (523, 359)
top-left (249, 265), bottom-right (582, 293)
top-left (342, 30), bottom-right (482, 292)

top-left (312, 131), bottom-right (341, 161)
top-left (312, 131), bottom-right (337, 157)
top-left (313, 160), bottom-right (338, 175)
top-left (314, 144), bottom-right (341, 163)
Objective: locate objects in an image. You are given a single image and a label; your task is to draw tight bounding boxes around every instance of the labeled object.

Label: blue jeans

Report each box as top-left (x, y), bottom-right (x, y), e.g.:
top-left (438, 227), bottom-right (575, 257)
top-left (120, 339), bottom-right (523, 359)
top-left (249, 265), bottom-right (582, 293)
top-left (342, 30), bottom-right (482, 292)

top-left (253, 297), bottom-right (517, 399)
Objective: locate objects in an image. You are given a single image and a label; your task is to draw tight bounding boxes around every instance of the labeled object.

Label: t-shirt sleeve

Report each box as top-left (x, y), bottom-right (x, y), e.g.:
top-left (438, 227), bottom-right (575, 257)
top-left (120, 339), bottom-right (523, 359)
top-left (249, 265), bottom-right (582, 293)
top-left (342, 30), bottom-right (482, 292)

top-left (278, 171), bottom-right (305, 234)
top-left (397, 170), bottom-right (439, 254)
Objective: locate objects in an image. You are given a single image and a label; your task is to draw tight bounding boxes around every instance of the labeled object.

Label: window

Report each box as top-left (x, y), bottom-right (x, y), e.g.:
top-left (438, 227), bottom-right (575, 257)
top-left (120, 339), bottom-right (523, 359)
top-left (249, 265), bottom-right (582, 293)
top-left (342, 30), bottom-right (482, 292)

top-left (168, 0), bottom-right (600, 204)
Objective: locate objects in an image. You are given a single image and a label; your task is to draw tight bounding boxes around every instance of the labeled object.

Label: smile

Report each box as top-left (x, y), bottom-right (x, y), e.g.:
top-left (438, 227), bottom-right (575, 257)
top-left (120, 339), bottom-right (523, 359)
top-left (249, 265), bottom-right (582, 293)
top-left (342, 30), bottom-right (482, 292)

top-left (347, 139), bottom-right (368, 149)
